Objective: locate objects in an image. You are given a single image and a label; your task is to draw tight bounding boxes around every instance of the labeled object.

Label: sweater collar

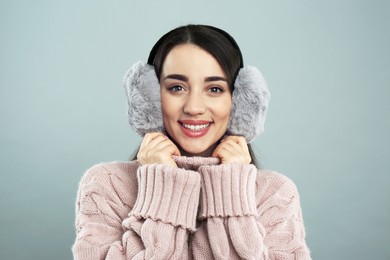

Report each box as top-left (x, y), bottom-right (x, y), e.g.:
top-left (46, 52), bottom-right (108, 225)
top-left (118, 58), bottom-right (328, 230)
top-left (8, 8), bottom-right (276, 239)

top-left (172, 155), bottom-right (220, 171)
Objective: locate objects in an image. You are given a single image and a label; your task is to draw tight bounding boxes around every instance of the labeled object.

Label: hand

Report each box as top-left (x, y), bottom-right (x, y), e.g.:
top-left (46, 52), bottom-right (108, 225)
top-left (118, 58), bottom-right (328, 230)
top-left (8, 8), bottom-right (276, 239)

top-left (137, 132), bottom-right (181, 167)
top-left (212, 136), bottom-right (251, 165)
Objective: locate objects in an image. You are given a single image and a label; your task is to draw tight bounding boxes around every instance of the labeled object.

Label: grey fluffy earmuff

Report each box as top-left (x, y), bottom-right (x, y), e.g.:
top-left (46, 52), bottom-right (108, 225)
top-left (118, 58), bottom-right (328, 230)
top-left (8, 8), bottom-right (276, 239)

top-left (123, 61), bottom-right (164, 135)
top-left (123, 60), bottom-right (270, 143)
top-left (227, 65), bottom-right (270, 142)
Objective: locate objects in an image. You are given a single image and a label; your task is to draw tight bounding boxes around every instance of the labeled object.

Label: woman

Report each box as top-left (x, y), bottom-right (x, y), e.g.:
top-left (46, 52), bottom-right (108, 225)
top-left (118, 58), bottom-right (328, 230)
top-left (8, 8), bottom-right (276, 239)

top-left (73, 24), bottom-right (311, 259)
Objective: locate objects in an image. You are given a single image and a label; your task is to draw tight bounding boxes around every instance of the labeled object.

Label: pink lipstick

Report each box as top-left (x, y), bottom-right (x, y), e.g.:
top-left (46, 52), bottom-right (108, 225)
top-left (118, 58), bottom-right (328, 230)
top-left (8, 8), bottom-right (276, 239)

top-left (178, 120), bottom-right (212, 138)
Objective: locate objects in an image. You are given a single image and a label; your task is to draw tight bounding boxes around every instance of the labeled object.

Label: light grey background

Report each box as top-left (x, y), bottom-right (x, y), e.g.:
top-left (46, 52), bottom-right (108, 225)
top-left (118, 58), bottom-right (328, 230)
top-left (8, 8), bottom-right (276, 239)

top-left (1, 0), bottom-right (389, 259)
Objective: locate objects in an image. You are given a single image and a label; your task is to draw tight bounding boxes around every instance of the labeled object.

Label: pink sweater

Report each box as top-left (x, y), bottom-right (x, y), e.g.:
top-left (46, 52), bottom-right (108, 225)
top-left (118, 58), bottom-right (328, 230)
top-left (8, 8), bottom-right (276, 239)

top-left (72, 156), bottom-right (311, 259)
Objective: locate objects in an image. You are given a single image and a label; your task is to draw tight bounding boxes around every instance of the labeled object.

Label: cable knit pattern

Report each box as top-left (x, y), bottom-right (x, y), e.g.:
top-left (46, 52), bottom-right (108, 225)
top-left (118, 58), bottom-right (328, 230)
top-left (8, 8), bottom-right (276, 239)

top-left (72, 156), bottom-right (311, 259)
top-left (198, 163), bottom-right (258, 218)
top-left (130, 164), bottom-right (201, 231)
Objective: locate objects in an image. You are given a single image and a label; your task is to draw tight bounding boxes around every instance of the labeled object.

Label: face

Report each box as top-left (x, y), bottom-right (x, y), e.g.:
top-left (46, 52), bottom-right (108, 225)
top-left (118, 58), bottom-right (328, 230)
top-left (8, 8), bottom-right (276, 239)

top-left (160, 44), bottom-right (232, 157)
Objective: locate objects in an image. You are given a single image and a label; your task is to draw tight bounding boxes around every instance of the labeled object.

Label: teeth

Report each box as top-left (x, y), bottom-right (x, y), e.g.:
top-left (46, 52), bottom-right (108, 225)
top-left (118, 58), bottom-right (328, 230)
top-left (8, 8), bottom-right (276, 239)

top-left (182, 123), bottom-right (210, 131)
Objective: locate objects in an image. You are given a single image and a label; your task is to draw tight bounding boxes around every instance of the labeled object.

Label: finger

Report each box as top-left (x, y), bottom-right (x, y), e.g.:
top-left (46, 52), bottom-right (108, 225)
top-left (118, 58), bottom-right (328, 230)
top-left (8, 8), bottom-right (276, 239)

top-left (223, 136), bottom-right (249, 153)
top-left (222, 135), bottom-right (247, 145)
top-left (212, 137), bottom-right (250, 164)
top-left (138, 136), bottom-right (181, 165)
top-left (212, 146), bottom-right (235, 164)
top-left (213, 141), bottom-right (236, 155)
top-left (148, 138), bottom-right (181, 157)
top-left (143, 134), bottom-right (169, 152)
top-left (219, 139), bottom-right (242, 154)
top-left (138, 133), bottom-right (167, 161)
top-left (217, 148), bottom-right (249, 164)
top-left (212, 141), bottom-right (235, 158)
top-left (139, 132), bottom-right (165, 151)
top-left (213, 146), bottom-right (235, 158)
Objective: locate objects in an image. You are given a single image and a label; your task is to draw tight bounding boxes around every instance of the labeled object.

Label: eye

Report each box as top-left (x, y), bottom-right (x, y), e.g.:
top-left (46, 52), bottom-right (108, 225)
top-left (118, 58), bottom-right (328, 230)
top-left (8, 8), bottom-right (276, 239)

top-left (208, 86), bottom-right (224, 94)
top-left (168, 85), bottom-right (185, 93)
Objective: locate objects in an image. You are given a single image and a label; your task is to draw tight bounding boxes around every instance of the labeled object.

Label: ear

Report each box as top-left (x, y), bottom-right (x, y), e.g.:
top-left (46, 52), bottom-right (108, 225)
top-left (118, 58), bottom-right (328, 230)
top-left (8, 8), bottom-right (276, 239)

top-left (123, 61), bottom-right (164, 136)
top-left (227, 66), bottom-right (271, 143)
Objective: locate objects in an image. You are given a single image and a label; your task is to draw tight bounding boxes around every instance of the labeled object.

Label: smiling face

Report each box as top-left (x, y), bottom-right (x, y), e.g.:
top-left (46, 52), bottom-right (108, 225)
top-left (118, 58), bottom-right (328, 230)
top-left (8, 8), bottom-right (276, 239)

top-left (160, 44), bottom-right (232, 157)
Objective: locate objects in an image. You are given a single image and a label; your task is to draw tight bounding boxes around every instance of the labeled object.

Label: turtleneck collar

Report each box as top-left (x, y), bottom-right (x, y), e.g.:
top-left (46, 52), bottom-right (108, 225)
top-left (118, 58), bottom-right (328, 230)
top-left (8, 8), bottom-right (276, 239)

top-left (172, 155), bottom-right (220, 171)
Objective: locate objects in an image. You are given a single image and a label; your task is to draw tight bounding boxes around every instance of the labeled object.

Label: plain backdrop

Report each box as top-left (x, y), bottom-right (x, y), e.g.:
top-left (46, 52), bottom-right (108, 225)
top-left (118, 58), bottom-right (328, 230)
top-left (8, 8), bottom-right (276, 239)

top-left (1, 0), bottom-right (389, 259)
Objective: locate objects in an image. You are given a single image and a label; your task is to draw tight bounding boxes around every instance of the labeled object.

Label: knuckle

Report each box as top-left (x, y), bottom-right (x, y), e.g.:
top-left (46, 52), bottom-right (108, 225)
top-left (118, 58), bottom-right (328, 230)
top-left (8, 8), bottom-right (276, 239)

top-left (238, 136), bottom-right (246, 142)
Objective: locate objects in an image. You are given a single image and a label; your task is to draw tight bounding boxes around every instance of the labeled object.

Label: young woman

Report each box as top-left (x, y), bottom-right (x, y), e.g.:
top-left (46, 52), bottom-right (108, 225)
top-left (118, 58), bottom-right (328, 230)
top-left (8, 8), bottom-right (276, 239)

top-left (72, 25), bottom-right (311, 259)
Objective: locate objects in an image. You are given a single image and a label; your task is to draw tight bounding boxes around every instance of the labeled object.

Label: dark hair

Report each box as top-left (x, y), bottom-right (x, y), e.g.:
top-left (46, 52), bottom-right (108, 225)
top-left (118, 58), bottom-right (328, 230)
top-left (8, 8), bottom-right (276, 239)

top-left (147, 24), bottom-right (243, 91)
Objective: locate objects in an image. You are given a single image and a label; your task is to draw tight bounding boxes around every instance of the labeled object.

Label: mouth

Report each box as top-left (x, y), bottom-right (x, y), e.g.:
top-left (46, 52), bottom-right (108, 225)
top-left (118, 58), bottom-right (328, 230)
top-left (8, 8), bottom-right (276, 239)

top-left (181, 123), bottom-right (210, 131)
top-left (178, 120), bottom-right (212, 137)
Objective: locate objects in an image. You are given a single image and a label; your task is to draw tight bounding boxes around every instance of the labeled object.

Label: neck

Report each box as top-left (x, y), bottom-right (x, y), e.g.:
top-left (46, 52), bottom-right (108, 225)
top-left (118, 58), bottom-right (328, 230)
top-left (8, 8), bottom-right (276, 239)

top-left (179, 143), bottom-right (218, 158)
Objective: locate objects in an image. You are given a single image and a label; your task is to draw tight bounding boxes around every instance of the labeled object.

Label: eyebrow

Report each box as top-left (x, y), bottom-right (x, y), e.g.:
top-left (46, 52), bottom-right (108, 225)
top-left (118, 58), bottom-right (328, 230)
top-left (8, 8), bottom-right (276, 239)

top-left (163, 74), bottom-right (227, 82)
top-left (205, 76), bottom-right (227, 82)
top-left (164, 74), bottom-right (188, 82)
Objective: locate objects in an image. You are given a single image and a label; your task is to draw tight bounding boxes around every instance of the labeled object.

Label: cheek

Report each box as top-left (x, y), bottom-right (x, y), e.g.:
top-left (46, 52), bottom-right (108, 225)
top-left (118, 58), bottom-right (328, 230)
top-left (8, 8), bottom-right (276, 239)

top-left (217, 97), bottom-right (232, 120)
top-left (161, 94), bottom-right (178, 122)
top-left (160, 91), bottom-right (169, 114)
top-left (223, 106), bottom-right (232, 125)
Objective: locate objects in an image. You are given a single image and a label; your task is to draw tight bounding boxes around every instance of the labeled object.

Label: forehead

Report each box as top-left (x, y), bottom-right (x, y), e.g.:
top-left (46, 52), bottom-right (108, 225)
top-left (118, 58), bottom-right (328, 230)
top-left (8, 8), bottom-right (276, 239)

top-left (162, 44), bottom-right (225, 77)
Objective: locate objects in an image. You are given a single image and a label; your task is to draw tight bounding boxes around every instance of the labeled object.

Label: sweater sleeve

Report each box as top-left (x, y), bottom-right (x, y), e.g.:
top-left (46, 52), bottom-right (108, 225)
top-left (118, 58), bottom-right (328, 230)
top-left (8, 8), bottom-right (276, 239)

top-left (72, 162), bottom-right (201, 260)
top-left (192, 164), bottom-right (311, 260)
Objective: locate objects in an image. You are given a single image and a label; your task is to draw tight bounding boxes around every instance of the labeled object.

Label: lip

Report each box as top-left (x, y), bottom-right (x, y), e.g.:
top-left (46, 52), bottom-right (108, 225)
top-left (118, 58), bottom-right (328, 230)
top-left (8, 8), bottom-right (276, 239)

top-left (178, 120), bottom-right (212, 138)
top-left (179, 119), bottom-right (211, 125)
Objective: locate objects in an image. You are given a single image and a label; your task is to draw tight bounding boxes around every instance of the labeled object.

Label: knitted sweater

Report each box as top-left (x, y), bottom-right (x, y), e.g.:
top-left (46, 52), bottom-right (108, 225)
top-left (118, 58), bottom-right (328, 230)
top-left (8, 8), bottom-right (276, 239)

top-left (72, 156), bottom-right (311, 259)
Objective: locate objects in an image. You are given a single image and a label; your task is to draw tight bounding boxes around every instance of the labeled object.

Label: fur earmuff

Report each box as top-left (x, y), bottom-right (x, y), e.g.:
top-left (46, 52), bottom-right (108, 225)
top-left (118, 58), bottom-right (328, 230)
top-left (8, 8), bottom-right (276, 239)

top-left (123, 61), bottom-right (270, 142)
top-left (227, 66), bottom-right (270, 143)
top-left (123, 61), bottom-right (163, 136)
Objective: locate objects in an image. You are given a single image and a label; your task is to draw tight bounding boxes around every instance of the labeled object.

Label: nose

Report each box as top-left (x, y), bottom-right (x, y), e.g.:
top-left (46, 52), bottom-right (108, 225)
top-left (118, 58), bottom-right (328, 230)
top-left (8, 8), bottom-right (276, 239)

top-left (183, 92), bottom-right (206, 115)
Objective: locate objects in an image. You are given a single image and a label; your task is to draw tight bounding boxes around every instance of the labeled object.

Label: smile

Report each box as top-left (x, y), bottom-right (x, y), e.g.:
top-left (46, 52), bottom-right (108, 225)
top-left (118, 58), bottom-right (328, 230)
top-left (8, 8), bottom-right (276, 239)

top-left (181, 123), bottom-right (210, 131)
top-left (178, 120), bottom-right (212, 138)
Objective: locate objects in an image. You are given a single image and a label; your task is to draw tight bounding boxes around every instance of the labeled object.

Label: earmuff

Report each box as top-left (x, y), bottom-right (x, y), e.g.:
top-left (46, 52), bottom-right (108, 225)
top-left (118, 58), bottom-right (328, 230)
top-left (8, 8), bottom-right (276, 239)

top-left (123, 25), bottom-right (270, 143)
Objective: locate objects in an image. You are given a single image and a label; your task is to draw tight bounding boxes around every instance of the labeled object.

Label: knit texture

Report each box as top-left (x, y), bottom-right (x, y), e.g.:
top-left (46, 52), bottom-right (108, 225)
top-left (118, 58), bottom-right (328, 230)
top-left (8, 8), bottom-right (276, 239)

top-left (73, 156), bottom-right (311, 259)
top-left (198, 163), bottom-right (258, 218)
top-left (130, 164), bottom-right (201, 231)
